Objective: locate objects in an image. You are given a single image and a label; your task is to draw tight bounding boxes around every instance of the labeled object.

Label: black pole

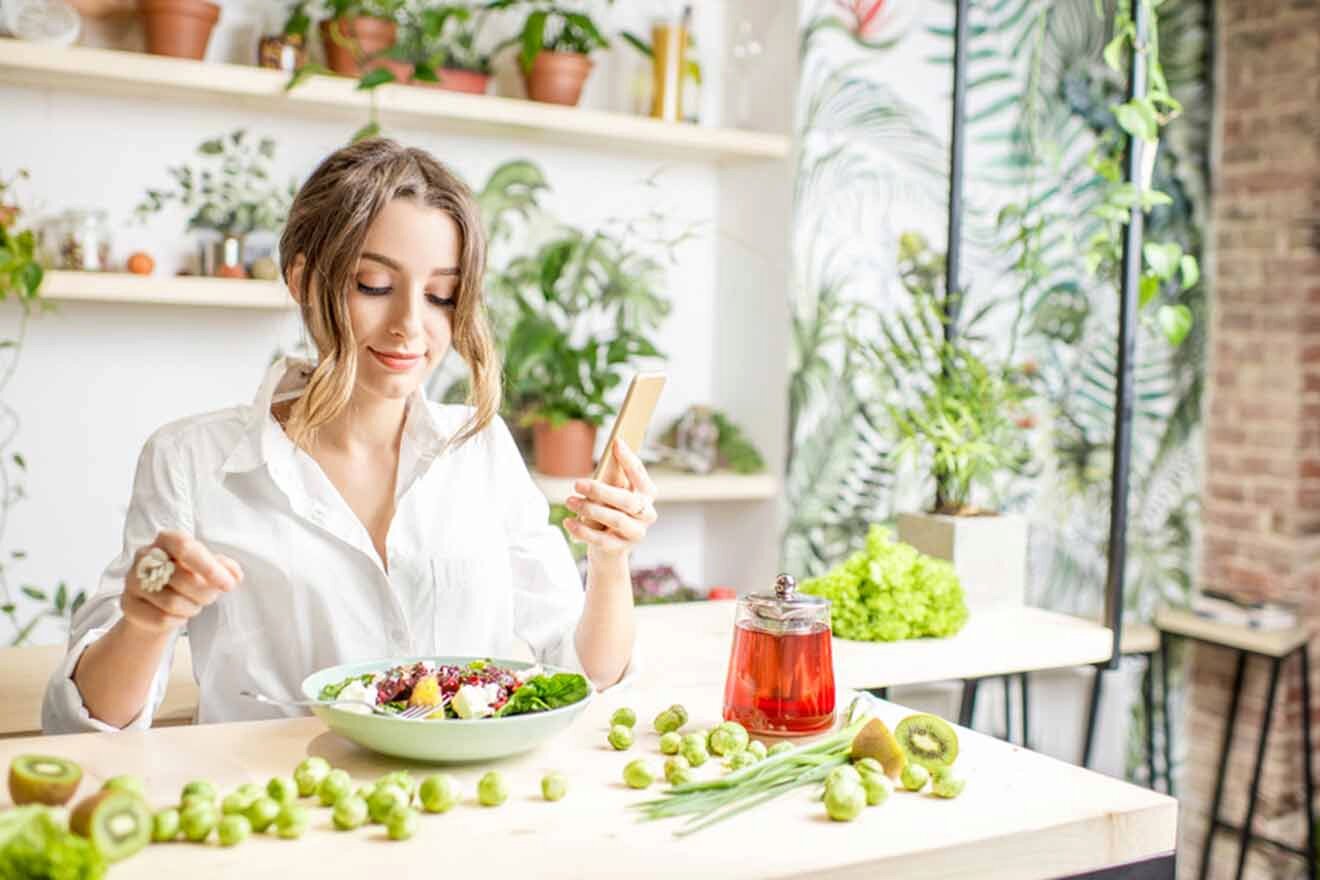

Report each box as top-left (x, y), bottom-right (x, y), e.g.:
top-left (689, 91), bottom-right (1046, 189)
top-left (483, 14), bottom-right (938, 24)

top-left (1102, 0), bottom-right (1148, 671)
top-left (936, 0), bottom-right (970, 512)
top-left (943, 0), bottom-right (970, 340)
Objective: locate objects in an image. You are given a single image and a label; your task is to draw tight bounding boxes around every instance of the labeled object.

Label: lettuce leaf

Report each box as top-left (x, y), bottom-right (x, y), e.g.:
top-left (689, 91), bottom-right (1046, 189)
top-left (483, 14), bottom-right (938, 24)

top-left (0, 805), bottom-right (106, 880)
top-left (495, 673), bottom-right (589, 717)
top-left (801, 526), bottom-right (969, 642)
top-left (318, 673), bottom-right (373, 701)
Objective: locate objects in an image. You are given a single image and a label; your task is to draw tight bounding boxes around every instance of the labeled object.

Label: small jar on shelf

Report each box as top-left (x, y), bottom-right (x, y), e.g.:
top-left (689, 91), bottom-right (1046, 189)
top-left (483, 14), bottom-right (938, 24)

top-left (53, 209), bottom-right (113, 272)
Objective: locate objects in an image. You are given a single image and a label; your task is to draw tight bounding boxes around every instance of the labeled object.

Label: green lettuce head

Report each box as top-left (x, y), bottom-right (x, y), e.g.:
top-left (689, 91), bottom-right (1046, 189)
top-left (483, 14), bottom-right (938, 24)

top-left (801, 526), bottom-right (968, 641)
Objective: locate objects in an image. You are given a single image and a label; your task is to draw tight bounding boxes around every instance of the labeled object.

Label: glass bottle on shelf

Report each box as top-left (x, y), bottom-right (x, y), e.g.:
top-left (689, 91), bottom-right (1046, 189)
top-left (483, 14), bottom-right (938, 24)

top-left (727, 17), bottom-right (765, 129)
top-left (56, 209), bottom-right (112, 272)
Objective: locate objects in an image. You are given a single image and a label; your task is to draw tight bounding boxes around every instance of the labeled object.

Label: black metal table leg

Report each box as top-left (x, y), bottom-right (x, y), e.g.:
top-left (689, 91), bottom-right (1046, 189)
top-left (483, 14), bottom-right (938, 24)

top-left (1082, 664), bottom-right (1105, 767)
top-left (1159, 636), bottom-right (1173, 795)
top-left (1233, 656), bottom-right (1281, 880)
top-left (1020, 672), bottom-right (1030, 749)
top-left (1199, 650), bottom-right (1247, 880)
top-left (1143, 656), bottom-right (1156, 789)
top-left (958, 679), bottom-right (979, 728)
top-left (1300, 644), bottom-right (1317, 878)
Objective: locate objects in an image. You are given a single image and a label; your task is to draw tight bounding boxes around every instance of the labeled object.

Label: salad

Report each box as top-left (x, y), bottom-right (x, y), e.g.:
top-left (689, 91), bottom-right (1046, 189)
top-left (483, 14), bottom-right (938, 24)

top-left (317, 659), bottom-right (589, 720)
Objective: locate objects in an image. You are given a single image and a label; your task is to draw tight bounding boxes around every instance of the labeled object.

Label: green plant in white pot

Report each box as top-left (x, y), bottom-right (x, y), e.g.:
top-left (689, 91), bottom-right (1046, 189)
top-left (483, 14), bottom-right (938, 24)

top-left (134, 130), bottom-right (298, 279)
top-left (871, 231), bottom-right (1036, 610)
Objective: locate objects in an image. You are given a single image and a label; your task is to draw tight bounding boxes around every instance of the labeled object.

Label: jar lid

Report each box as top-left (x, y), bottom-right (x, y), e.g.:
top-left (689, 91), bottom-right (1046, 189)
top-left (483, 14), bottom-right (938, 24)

top-left (743, 574), bottom-right (829, 623)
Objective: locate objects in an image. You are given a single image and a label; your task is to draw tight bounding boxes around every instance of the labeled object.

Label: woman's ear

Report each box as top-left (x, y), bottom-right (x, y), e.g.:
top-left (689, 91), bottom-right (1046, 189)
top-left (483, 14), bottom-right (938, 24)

top-left (286, 255), bottom-right (307, 306)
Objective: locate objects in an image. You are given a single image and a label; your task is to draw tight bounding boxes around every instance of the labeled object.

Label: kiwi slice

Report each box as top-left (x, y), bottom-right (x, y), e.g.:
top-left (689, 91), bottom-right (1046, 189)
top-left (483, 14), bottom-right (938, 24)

top-left (894, 714), bottom-right (959, 770)
top-left (850, 718), bottom-right (908, 779)
top-left (70, 790), bottom-right (151, 863)
top-left (8, 754), bottom-right (83, 806)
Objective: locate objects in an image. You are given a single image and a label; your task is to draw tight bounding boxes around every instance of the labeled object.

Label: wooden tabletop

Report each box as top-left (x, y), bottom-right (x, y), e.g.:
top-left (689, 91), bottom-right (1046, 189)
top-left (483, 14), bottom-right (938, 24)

top-left (0, 683), bottom-right (1175, 879)
top-left (1155, 606), bottom-right (1312, 658)
top-left (635, 601), bottom-right (1116, 690)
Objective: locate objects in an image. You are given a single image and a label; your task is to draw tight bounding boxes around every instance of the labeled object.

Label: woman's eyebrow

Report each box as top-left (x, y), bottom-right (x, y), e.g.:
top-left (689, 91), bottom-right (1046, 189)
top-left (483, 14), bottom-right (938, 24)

top-left (361, 251), bottom-right (460, 276)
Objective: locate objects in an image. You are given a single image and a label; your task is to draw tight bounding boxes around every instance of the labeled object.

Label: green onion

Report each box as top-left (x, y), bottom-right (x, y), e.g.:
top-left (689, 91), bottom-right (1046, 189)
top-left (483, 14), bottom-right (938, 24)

top-left (631, 703), bottom-right (874, 835)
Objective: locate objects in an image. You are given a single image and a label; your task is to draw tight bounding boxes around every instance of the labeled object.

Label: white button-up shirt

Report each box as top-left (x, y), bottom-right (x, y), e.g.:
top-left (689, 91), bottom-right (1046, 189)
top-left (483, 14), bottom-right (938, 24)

top-left (43, 358), bottom-right (619, 733)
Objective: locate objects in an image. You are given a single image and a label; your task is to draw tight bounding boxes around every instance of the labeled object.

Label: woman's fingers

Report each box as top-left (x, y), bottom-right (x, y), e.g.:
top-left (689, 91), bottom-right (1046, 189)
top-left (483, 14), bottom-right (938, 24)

top-left (566, 498), bottom-right (646, 543)
top-left (572, 479), bottom-right (648, 518)
top-left (564, 516), bottom-right (630, 554)
top-left (154, 531), bottom-right (238, 591)
top-left (613, 437), bottom-right (657, 499)
top-left (138, 585), bottom-right (201, 620)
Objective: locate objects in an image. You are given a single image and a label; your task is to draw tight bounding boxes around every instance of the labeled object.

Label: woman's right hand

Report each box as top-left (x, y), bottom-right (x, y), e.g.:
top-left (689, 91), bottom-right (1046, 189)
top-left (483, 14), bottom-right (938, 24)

top-left (121, 530), bottom-right (243, 635)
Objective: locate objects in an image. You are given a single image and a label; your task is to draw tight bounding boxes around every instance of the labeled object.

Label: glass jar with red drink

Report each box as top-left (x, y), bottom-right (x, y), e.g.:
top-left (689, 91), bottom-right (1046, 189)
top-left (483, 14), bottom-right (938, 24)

top-left (722, 574), bottom-right (835, 736)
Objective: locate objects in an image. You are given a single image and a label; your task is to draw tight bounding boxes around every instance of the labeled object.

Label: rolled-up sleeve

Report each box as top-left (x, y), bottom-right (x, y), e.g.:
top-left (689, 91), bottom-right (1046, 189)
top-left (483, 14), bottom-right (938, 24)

top-left (42, 431), bottom-right (193, 734)
top-left (491, 419), bottom-right (639, 690)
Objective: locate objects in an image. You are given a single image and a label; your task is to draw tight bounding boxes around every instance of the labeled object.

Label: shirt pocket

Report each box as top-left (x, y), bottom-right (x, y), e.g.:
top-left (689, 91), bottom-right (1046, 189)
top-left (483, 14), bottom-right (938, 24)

top-left (427, 547), bottom-right (514, 659)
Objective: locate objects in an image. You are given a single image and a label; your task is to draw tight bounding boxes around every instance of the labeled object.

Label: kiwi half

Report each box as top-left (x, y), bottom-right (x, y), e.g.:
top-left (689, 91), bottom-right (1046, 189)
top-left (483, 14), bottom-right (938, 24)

top-left (850, 718), bottom-right (908, 779)
top-left (894, 714), bottom-right (959, 770)
top-left (8, 754), bottom-right (83, 806)
top-left (70, 790), bottom-right (151, 863)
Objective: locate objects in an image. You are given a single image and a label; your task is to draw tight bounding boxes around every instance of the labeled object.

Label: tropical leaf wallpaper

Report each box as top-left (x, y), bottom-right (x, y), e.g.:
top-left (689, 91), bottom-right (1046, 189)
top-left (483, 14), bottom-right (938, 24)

top-left (785, 0), bottom-right (1211, 630)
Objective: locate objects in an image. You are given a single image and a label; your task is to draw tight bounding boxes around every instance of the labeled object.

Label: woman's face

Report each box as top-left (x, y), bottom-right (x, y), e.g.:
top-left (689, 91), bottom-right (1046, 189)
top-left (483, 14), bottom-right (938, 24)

top-left (347, 197), bottom-right (461, 402)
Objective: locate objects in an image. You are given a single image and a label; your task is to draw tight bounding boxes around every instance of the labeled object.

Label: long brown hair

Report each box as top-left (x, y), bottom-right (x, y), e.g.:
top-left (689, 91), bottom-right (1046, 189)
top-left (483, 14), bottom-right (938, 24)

top-left (278, 138), bottom-right (500, 450)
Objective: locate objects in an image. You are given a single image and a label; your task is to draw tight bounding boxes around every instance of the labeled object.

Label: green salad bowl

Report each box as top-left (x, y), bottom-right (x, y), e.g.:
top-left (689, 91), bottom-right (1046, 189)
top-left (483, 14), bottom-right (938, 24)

top-left (300, 656), bottom-right (594, 763)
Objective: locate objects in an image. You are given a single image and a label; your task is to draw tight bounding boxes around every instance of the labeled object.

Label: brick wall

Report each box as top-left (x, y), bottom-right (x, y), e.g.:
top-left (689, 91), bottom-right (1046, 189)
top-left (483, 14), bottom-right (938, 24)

top-left (1184, 0), bottom-right (1320, 877)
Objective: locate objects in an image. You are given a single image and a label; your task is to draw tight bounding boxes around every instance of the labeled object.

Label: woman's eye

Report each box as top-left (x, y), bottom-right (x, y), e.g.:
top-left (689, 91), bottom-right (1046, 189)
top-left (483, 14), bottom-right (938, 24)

top-left (356, 282), bottom-right (391, 296)
top-left (427, 294), bottom-right (456, 309)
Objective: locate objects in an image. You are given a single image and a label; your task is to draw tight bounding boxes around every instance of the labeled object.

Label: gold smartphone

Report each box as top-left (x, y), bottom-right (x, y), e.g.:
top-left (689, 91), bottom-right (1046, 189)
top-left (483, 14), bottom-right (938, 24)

top-left (593, 371), bottom-right (667, 487)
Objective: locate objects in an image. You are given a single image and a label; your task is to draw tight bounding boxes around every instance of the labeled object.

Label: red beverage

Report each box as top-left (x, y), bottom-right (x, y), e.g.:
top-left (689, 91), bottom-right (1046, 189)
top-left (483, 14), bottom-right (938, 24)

top-left (722, 619), bottom-right (835, 736)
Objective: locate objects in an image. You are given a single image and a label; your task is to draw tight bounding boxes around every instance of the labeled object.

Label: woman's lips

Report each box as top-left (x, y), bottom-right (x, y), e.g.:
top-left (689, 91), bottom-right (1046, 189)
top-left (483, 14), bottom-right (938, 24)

top-left (369, 347), bottom-right (423, 372)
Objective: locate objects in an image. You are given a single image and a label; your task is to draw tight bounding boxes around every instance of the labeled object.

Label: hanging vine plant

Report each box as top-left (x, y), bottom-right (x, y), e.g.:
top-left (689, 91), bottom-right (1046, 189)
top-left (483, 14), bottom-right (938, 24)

top-left (0, 171), bottom-right (86, 645)
top-left (1086, 0), bottom-right (1197, 345)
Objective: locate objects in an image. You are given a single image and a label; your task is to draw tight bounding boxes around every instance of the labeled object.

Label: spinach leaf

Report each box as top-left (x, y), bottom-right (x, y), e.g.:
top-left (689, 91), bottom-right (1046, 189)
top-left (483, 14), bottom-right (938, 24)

top-left (495, 673), bottom-right (589, 717)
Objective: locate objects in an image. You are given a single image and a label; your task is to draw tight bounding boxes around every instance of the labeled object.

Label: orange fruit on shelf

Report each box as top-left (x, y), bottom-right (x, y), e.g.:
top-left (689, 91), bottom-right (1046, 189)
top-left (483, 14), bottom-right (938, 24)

top-left (126, 251), bottom-right (155, 275)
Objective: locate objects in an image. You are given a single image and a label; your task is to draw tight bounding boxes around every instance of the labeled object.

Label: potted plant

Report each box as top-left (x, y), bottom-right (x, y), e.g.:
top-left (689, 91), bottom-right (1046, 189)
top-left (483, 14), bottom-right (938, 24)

top-left (139, 0), bottom-right (221, 60)
top-left (134, 130), bottom-right (298, 279)
top-left (496, 224), bottom-right (669, 475)
top-left (394, 2), bottom-right (494, 94)
top-left (259, 1), bottom-right (312, 71)
top-left (319, 0), bottom-right (410, 80)
top-left (873, 232), bottom-right (1037, 609)
top-left (491, 0), bottom-right (612, 106)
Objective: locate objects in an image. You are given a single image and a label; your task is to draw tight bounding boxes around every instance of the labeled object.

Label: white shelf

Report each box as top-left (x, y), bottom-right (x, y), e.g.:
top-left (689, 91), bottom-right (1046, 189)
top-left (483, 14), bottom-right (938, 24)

top-left (0, 39), bottom-right (791, 164)
top-left (533, 467), bottom-right (778, 505)
top-left (42, 271), bottom-right (292, 310)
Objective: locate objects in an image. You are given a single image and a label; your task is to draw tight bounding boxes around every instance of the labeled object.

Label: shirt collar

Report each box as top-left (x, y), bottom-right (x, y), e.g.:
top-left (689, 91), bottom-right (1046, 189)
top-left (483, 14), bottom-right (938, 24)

top-left (221, 357), bottom-right (451, 474)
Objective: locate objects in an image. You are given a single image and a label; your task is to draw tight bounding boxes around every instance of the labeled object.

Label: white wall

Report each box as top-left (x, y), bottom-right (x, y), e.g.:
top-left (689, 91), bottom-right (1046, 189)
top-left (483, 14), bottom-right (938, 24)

top-left (0, 0), bottom-right (793, 644)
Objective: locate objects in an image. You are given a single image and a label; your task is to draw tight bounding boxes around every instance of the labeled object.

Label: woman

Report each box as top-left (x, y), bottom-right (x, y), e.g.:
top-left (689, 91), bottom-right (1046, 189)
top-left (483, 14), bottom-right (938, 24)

top-left (43, 139), bottom-right (655, 733)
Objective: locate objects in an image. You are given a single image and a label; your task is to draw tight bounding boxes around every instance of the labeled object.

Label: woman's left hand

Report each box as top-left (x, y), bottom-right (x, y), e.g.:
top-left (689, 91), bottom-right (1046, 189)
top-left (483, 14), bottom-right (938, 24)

top-left (562, 437), bottom-right (658, 560)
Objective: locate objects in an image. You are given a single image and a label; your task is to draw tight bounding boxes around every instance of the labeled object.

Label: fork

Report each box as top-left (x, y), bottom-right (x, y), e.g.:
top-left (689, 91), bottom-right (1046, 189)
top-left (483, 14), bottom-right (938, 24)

top-left (398, 695), bottom-right (452, 721)
top-left (240, 689), bottom-right (451, 720)
top-left (240, 689), bottom-right (393, 717)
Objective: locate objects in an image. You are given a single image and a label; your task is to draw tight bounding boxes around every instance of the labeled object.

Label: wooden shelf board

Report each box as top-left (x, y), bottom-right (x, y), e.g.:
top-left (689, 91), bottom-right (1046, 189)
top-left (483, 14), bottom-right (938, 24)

top-left (533, 466), bottom-right (778, 504)
top-left (0, 39), bottom-right (790, 163)
top-left (42, 271), bottom-right (293, 310)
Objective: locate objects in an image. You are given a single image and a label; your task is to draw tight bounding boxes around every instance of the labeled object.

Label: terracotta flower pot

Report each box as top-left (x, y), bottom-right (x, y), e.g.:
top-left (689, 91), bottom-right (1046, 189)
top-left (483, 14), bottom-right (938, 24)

top-left (139, 0), bottom-right (220, 60)
top-left (417, 68), bottom-right (491, 95)
top-left (533, 420), bottom-right (598, 477)
top-left (525, 51), bottom-right (593, 106)
top-left (320, 16), bottom-right (405, 80)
